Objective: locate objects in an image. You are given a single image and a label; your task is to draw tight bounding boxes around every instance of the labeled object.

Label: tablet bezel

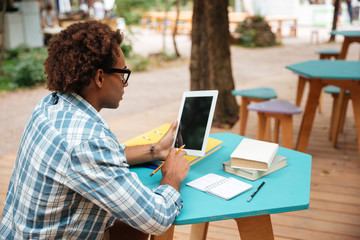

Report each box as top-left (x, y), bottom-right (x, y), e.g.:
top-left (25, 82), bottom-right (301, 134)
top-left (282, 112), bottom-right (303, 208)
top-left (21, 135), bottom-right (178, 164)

top-left (173, 90), bottom-right (218, 156)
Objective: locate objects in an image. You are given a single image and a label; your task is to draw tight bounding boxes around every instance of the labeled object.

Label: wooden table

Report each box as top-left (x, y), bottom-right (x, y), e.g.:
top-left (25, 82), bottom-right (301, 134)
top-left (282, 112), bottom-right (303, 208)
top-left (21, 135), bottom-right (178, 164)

top-left (286, 60), bottom-right (360, 153)
top-left (142, 11), bottom-right (193, 34)
top-left (296, 31), bottom-right (360, 146)
top-left (331, 30), bottom-right (360, 60)
top-left (131, 132), bottom-right (312, 240)
top-left (265, 16), bottom-right (297, 38)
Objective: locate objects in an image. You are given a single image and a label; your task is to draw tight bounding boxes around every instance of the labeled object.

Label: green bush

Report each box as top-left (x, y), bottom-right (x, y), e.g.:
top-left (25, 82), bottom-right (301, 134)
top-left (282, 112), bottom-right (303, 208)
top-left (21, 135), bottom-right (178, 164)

top-left (11, 53), bottom-right (45, 88)
top-left (121, 44), bottom-right (133, 58)
top-left (3, 44), bottom-right (30, 60)
top-left (236, 15), bottom-right (277, 48)
top-left (127, 54), bottom-right (149, 72)
top-left (1, 46), bottom-right (47, 89)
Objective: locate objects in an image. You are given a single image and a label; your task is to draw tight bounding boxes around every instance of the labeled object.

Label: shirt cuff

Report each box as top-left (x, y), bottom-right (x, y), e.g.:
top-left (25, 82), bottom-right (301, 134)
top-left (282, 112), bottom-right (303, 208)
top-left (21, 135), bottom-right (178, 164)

top-left (153, 185), bottom-right (183, 213)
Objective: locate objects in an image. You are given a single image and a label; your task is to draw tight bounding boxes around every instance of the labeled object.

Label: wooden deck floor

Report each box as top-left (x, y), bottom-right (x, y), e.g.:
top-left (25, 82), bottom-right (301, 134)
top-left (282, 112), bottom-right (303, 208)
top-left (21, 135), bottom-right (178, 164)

top-left (0, 92), bottom-right (359, 239)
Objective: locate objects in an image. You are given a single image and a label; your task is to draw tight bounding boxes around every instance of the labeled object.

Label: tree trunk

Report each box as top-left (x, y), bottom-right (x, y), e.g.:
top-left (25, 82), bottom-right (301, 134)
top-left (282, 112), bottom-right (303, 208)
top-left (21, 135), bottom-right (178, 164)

top-left (190, 0), bottom-right (239, 127)
top-left (162, 0), bottom-right (169, 51)
top-left (190, 0), bottom-right (210, 90)
top-left (0, 0), bottom-right (7, 74)
top-left (172, 0), bottom-right (180, 57)
top-left (330, 0), bottom-right (340, 42)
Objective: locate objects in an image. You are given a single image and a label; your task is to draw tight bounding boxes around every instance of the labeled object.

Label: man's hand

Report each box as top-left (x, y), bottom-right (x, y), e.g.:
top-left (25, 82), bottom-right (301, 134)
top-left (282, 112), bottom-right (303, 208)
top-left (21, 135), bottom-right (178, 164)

top-left (153, 121), bottom-right (178, 160)
top-left (160, 148), bottom-right (189, 192)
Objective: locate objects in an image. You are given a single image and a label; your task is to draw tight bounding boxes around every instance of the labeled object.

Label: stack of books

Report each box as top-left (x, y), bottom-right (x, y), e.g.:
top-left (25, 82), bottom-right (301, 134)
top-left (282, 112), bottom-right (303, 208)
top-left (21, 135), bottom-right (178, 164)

top-left (222, 138), bottom-right (287, 181)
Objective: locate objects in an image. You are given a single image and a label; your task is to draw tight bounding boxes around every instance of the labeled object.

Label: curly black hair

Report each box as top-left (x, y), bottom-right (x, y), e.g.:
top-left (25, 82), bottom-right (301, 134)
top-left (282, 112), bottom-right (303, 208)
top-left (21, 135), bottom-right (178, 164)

top-left (45, 20), bottom-right (123, 93)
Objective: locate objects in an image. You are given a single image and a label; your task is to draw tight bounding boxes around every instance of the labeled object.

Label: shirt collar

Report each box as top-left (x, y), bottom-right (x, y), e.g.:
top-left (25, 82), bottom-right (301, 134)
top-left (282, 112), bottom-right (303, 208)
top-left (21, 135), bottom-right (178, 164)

top-left (56, 92), bottom-right (110, 129)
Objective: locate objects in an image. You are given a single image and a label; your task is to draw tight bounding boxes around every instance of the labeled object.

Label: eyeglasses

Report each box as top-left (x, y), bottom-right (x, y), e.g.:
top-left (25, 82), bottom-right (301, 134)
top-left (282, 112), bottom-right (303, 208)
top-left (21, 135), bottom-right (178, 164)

top-left (107, 67), bottom-right (131, 84)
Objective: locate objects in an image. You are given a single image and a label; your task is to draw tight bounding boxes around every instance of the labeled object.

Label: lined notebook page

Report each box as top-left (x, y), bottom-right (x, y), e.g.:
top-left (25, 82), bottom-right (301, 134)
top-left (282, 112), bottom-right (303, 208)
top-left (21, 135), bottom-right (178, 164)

top-left (206, 177), bottom-right (252, 200)
top-left (186, 173), bottom-right (225, 191)
top-left (186, 173), bottom-right (252, 200)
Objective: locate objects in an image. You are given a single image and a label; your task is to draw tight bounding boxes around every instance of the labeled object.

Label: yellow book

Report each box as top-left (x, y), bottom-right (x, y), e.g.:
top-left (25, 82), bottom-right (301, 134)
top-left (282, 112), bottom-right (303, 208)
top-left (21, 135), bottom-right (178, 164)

top-left (122, 123), bottom-right (172, 146)
top-left (122, 123), bottom-right (222, 166)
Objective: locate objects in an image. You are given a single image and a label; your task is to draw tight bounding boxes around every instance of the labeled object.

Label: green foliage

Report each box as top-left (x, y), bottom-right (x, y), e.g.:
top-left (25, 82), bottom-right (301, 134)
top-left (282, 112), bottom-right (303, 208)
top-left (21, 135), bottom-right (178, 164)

top-left (238, 29), bottom-right (256, 47)
top-left (157, 51), bottom-right (178, 61)
top-left (0, 75), bottom-right (12, 91)
top-left (0, 46), bottom-right (47, 91)
top-left (114, 0), bottom-right (157, 25)
top-left (3, 44), bottom-right (29, 60)
top-left (235, 15), bottom-right (277, 48)
top-left (12, 53), bottom-right (46, 88)
top-left (250, 15), bottom-right (265, 23)
top-left (127, 54), bottom-right (149, 72)
top-left (121, 43), bottom-right (133, 58)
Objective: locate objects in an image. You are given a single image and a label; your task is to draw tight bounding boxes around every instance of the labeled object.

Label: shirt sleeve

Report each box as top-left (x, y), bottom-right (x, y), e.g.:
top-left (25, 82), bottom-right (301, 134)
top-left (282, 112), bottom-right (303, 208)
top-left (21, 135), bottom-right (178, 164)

top-left (65, 137), bottom-right (183, 235)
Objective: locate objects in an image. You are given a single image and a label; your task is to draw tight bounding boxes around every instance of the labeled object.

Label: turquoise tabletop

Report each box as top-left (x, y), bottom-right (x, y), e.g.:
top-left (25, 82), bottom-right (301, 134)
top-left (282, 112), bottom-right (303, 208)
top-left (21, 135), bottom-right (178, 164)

top-left (331, 30), bottom-right (360, 37)
top-left (286, 60), bottom-right (360, 80)
top-left (130, 133), bottom-right (312, 225)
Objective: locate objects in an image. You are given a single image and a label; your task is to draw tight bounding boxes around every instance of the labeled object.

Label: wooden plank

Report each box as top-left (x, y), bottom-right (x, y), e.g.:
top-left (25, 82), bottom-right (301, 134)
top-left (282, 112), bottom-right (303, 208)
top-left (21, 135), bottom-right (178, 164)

top-left (272, 224), bottom-right (360, 240)
top-left (309, 199), bottom-right (360, 215)
top-left (309, 175), bottom-right (360, 188)
top-left (310, 183), bottom-right (360, 196)
top-left (310, 191), bottom-right (360, 205)
top-left (271, 214), bottom-right (360, 237)
top-left (283, 208), bottom-right (360, 226)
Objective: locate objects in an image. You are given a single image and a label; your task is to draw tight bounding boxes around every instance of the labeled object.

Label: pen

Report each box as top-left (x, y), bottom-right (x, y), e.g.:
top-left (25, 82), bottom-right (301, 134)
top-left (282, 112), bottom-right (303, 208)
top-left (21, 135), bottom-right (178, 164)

top-left (247, 181), bottom-right (265, 202)
top-left (150, 145), bottom-right (185, 177)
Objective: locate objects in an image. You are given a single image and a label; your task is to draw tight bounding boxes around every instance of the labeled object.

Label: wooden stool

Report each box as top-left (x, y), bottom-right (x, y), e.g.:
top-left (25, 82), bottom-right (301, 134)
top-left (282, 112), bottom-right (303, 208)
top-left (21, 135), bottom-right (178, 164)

top-left (247, 99), bottom-right (302, 149)
top-left (232, 87), bottom-right (277, 136)
top-left (310, 30), bottom-right (319, 44)
top-left (324, 86), bottom-right (351, 147)
top-left (290, 25), bottom-right (297, 37)
top-left (315, 49), bottom-right (340, 60)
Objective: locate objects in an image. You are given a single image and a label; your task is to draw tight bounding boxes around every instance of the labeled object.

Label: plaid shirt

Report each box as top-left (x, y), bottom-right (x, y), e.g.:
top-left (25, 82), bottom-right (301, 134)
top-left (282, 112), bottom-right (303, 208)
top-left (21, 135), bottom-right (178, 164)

top-left (0, 93), bottom-right (183, 239)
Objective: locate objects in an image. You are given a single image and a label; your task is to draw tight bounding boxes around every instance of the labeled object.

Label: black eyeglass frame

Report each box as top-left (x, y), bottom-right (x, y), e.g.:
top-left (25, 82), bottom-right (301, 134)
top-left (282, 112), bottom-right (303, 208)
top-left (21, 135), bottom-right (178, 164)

top-left (107, 68), bottom-right (131, 84)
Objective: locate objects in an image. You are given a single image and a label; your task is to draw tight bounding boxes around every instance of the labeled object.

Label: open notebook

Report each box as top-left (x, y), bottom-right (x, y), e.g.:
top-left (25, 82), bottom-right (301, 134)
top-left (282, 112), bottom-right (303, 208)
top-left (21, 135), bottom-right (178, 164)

top-left (186, 173), bottom-right (252, 200)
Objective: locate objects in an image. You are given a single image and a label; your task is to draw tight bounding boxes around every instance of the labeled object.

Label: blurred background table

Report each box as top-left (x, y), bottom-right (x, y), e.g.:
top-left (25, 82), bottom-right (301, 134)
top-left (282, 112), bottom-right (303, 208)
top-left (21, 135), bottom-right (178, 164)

top-left (286, 60), bottom-right (360, 154)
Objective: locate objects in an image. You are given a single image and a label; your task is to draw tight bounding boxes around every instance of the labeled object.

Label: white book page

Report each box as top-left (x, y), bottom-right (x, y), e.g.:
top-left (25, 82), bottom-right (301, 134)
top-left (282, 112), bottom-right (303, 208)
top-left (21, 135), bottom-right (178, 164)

top-left (186, 173), bottom-right (225, 191)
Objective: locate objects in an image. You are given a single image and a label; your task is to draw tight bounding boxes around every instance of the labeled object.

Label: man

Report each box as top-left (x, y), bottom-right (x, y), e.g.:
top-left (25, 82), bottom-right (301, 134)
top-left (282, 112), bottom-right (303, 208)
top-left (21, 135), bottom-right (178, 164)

top-left (0, 21), bottom-right (189, 239)
top-left (41, 4), bottom-right (59, 45)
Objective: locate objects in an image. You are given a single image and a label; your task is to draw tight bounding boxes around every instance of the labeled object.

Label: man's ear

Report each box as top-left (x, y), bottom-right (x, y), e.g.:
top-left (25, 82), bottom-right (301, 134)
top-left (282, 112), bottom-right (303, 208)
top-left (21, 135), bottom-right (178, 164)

top-left (94, 69), bottom-right (104, 88)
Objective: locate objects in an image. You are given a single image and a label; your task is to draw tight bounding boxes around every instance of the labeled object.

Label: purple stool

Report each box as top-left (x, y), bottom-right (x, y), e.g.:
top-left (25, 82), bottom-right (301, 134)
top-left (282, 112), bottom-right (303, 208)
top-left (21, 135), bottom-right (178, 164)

top-left (247, 99), bottom-right (302, 149)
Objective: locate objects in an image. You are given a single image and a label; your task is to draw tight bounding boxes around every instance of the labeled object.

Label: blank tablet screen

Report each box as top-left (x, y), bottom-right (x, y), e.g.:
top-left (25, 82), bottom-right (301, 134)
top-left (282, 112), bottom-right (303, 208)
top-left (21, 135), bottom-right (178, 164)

top-left (174, 96), bottom-right (213, 150)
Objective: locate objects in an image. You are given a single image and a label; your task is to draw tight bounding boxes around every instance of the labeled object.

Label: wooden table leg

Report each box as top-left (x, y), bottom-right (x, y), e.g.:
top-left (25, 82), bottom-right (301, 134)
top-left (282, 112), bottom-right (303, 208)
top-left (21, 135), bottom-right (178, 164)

top-left (296, 79), bottom-right (323, 152)
top-left (338, 37), bottom-right (350, 59)
top-left (338, 37), bottom-right (360, 59)
top-left (274, 118), bottom-right (280, 143)
top-left (257, 112), bottom-right (267, 141)
top-left (277, 20), bottom-right (282, 38)
top-left (349, 86), bottom-right (360, 156)
top-left (240, 97), bottom-right (250, 136)
top-left (329, 94), bottom-right (339, 140)
top-left (281, 115), bottom-right (293, 149)
top-left (339, 95), bottom-right (350, 133)
top-left (150, 225), bottom-right (174, 240)
top-left (331, 89), bottom-right (346, 147)
top-left (235, 215), bottom-right (274, 240)
top-left (296, 76), bottom-right (307, 107)
top-left (264, 117), bottom-right (272, 142)
top-left (190, 222), bottom-right (209, 240)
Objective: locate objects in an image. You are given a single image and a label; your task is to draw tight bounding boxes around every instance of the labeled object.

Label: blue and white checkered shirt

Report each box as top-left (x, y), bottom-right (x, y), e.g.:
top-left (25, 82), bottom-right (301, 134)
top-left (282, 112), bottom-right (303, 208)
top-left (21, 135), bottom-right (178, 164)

top-left (0, 92), bottom-right (183, 239)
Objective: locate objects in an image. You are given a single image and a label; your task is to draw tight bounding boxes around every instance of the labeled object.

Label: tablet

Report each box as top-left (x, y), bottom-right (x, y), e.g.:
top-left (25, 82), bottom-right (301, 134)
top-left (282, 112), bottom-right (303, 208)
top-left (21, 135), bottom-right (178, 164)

top-left (173, 90), bottom-right (218, 156)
